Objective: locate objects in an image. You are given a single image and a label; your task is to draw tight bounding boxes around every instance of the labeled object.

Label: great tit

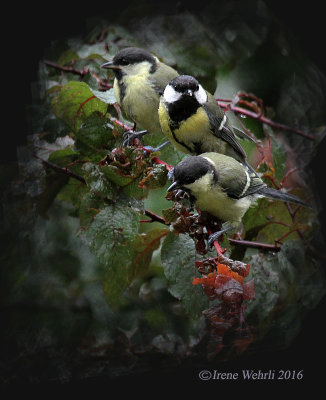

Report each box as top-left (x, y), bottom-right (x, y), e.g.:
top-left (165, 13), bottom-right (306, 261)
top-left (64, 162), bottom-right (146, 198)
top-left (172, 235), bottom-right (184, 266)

top-left (167, 152), bottom-right (307, 244)
top-left (158, 75), bottom-right (256, 171)
top-left (101, 47), bottom-right (179, 146)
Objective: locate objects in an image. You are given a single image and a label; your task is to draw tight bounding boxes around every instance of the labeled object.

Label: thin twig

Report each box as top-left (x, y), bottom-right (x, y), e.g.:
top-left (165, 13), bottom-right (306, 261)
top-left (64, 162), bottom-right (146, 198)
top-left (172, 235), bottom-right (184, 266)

top-left (217, 99), bottom-right (315, 141)
top-left (43, 60), bottom-right (113, 90)
top-left (229, 238), bottom-right (281, 252)
top-left (109, 117), bottom-right (133, 131)
top-left (141, 209), bottom-right (169, 225)
top-left (43, 60), bottom-right (87, 78)
top-left (34, 155), bottom-right (86, 184)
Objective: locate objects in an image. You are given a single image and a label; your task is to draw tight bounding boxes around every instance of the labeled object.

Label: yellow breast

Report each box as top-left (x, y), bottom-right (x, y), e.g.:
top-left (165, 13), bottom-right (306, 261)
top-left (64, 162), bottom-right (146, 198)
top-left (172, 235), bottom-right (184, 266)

top-left (116, 68), bottom-right (162, 134)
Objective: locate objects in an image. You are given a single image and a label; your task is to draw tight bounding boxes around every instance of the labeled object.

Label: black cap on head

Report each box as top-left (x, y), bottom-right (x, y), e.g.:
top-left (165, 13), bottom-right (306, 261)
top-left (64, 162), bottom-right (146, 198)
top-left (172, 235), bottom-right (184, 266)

top-left (169, 75), bottom-right (199, 93)
top-left (170, 156), bottom-right (216, 188)
top-left (112, 47), bottom-right (157, 67)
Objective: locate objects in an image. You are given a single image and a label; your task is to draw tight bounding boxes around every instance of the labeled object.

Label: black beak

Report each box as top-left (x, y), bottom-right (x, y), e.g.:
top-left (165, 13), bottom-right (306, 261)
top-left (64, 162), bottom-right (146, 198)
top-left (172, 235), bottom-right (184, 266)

top-left (167, 181), bottom-right (180, 192)
top-left (100, 61), bottom-right (122, 70)
top-left (186, 89), bottom-right (193, 96)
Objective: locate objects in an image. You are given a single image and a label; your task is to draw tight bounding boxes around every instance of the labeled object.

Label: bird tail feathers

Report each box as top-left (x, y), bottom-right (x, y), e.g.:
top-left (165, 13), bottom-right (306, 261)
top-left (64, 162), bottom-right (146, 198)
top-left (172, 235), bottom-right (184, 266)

top-left (260, 187), bottom-right (308, 207)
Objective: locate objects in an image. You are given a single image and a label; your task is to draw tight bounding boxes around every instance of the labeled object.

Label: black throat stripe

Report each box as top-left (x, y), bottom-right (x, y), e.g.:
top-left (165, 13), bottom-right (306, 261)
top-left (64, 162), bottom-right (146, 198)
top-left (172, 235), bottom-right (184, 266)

top-left (117, 79), bottom-right (126, 102)
top-left (170, 127), bottom-right (193, 153)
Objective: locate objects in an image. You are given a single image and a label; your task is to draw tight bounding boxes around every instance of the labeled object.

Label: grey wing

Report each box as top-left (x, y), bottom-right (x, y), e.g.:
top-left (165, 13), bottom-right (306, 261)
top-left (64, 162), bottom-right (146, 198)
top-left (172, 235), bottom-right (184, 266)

top-left (220, 165), bottom-right (265, 199)
top-left (202, 101), bottom-right (247, 159)
top-left (148, 64), bottom-right (179, 95)
top-left (232, 126), bottom-right (255, 142)
top-left (241, 173), bottom-right (266, 197)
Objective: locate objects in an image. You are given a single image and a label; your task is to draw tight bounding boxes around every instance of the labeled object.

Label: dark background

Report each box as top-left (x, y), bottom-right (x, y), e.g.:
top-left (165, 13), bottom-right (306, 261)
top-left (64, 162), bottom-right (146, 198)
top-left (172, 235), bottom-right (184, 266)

top-left (2, 0), bottom-right (326, 388)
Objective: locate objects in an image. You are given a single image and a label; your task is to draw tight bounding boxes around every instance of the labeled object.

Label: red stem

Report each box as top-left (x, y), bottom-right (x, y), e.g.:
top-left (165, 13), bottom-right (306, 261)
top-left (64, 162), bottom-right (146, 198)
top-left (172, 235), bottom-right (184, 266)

top-left (217, 100), bottom-right (314, 141)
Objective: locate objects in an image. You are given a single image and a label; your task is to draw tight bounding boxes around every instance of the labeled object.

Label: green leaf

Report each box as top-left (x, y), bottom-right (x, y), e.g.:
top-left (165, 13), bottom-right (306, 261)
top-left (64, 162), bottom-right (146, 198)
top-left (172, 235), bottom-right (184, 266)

top-left (161, 232), bottom-right (210, 318)
top-left (100, 164), bottom-right (134, 186)
top-left (82, 162), bottom-right (117, 199)
top-left (83, 205), bottom-right (167, 307)
top-left (122, 179), bottom-right (149, 200)
top-left (74, 113), bottom-right (115, 160)
top-left (130, 228), bottom-right (169, 278)
top-left (57, 177), bottom-right (88, 208)
top-left (243, 195), bottom-right (313, 244)
top-left (79, 191), bottom-right (104, 229)
top-left (84, 205), bottom-right (140, 305)
top-left (48, 147), bottom-right (79, 167)
top-left (139, 164), bottom-right (168, 189)
top-left (51, 81), bottom-right (108, 132)
top-left (57, 49), bottom-right (80, 66)
top-left (90, 88), bottom-right (117, 104)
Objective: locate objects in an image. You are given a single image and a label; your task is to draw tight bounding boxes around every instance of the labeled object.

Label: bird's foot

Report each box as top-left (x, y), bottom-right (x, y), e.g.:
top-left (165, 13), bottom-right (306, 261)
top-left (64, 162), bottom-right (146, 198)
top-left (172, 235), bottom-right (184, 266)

top-left (207, 223), bottom-right (234, 251)
top-left (142, 140), bottom-right (170, 155)
top-left (208, 230), bottom-right (224, 248)
top-left (122, 130), bottom-right (148, 147)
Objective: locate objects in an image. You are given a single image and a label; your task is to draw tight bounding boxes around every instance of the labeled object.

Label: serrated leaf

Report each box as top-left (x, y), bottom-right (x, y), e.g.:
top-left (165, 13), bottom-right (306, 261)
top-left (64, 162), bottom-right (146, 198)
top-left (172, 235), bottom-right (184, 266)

top-left (75, 113), bottom-right (115, 160)
top-left (99, 164), bottom-right (134, 186)
top-left (139, 164), bottom-right (168, 189)
top-left (51, 81), bottom-right (108, 132)
top-left (83, 205), bottom-right (167, 307)
top-left (160, 232), bottom-right (209, 318)
top-left (82, 162), bottom-right (117, 199)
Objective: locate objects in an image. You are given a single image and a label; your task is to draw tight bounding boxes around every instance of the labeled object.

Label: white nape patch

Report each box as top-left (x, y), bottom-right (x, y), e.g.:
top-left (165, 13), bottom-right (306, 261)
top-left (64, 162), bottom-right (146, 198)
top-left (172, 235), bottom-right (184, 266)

top-left (202, 156), bottom-right (216, 168)
top-left (218, 114), bottom-right (227, 131)
top-left (194, 84), bottom-right (208, 104)
top-left (163, 84), bottom-right (182, 103)
top-left (239, 164), bottom-right (251, 197)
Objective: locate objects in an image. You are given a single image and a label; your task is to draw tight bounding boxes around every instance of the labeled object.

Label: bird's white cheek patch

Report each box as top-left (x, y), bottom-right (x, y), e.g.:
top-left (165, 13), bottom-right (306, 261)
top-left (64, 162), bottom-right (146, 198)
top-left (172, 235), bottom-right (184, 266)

top-left (163, 84), bottom-right (182, 103)
top-left (195, 84), bottom-right (208, 104)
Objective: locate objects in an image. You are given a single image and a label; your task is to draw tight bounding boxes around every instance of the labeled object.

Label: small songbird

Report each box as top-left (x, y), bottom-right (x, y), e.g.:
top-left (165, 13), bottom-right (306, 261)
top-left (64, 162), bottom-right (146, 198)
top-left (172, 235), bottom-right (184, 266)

top-left (167, 152), bottom-right (307, 244)
top-left (101, 47), bottom-right (179, 146)
top-left (158, 75), bottom-right (256, 171)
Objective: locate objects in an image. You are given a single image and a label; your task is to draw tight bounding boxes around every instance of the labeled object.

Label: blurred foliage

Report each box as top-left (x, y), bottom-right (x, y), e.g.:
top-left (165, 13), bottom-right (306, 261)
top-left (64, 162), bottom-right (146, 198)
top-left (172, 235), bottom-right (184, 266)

top-left (1, 0), bottom-right (326, 383)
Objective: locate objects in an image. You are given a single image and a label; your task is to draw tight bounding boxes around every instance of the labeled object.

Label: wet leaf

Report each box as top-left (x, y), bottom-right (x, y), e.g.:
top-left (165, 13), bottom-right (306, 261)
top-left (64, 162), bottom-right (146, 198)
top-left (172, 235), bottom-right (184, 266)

top-left (161, 232), bottom-right (209, 318)
top-left (51, 81), bottom-right (108, 132)
top-left (82, 162), bottom-right (117, 200)
top-left (82, 205), bottom-right (167, 307)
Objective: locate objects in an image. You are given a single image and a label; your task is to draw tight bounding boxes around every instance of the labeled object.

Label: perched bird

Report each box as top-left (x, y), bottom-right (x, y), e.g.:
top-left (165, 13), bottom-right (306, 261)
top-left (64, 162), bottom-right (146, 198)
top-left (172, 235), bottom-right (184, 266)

top-left (167, 152), bottom-right (307, 244)
top-left (101, 47), bottom-right (179, 147)
top-left (159, 75), bottom-right (255, 171)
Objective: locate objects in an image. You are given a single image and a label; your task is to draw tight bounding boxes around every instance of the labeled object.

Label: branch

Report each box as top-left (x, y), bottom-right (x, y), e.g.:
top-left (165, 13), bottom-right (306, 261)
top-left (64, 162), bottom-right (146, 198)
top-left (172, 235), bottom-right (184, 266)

top-left (34, 155), bottom-right (86, 184)
top-left (43, 60), bottom-right (87, 78)
top-left (142, 206), bottom-right (283, 253)
top-left (229, 238), bottom-right (281, 252)
top-left (43, 60), bottom-right (113, 90)
top-left (140, 209), bottom-right (169, 225)
top-left (109, 116), bottom-right (133, 131)
top-left (217, 98), bottom-right (315, 141)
